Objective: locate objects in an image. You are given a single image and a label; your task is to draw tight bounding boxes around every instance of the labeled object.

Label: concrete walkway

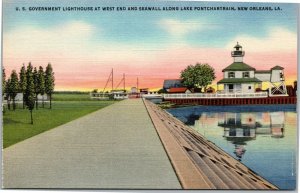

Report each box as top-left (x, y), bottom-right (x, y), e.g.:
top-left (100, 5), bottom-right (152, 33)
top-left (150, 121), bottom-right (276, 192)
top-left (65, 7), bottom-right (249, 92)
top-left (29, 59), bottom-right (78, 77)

top-left (3, 99), bottom-right (181, 189)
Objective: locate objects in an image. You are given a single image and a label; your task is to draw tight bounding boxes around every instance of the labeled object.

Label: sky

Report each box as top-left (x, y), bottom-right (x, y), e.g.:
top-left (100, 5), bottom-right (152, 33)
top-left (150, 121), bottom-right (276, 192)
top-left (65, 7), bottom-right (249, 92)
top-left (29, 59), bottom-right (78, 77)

top-left (3, 0), bottom-right (298, 91)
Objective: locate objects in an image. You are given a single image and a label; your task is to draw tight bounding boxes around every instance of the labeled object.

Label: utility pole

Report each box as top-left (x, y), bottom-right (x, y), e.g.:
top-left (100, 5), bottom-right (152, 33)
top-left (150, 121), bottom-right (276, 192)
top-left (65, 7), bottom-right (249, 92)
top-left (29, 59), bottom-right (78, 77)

top-left (123, 73), bottom-right (125, 91)
top-left (112, 68), bottom-right (114, 91)
top-left (102, 68), bottom-right (114, 93)
top-left (137, 77), bottom-right (139, 92)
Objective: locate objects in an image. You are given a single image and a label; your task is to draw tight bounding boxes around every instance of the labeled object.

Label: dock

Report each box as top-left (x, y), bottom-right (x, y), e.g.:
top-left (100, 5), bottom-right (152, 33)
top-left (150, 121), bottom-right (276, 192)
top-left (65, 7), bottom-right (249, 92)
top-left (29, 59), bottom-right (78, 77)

top-left (3, 99), bottom-right (277, 189)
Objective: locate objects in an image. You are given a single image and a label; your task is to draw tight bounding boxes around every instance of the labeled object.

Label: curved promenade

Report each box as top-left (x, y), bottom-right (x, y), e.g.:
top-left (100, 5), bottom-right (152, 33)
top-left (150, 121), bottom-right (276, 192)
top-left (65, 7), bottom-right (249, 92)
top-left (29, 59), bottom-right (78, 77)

top-left (3, 99), bottom-right (180, 189)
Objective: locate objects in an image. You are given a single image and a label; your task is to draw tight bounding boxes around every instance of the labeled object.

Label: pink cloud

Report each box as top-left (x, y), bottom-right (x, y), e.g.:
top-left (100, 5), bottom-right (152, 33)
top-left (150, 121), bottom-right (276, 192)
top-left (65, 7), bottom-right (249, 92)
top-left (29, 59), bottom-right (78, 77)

top-left (3, 46), bottom-right (297, 91)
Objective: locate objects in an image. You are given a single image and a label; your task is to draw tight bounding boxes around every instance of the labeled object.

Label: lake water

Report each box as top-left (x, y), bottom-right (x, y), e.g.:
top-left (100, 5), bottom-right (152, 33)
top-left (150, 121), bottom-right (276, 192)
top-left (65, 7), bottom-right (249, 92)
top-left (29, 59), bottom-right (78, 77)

top-left (167, 105), bottom-right (297, 190)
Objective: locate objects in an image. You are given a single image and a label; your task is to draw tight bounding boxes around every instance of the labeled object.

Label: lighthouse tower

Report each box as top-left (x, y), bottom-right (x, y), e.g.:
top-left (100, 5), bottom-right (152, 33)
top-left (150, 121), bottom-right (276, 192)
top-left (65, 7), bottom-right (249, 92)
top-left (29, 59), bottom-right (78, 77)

top-left (231, 42), bottom-right (245, 62)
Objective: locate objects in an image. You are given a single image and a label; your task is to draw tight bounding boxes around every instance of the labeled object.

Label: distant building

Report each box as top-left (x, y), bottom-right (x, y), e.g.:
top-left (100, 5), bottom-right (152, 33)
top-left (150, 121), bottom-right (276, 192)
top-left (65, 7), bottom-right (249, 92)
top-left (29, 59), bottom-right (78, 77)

top-left (217, 42), bottom-right (287, 96)
top-left (111, 92), bottom-right (128, 100)
top-left (110, 90), bottom-right (128, 99)
top-left (130, 87), bottom-right (138, 93)
top-left (3, 93), bottom-right (48, 101)
top-left (168, 87), bottom-right (191, 94)
top-left (139, 88), bottom-right (149, 94)
top-left (163, 79), bottom-right (183, 92)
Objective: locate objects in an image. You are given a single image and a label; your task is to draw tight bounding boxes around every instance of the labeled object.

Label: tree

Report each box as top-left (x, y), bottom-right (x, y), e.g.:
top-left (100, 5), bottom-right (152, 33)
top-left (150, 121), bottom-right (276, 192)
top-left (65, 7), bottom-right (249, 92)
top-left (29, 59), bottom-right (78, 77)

top-left (9, 70), bottom-right (19, 110)
top-left (38, 66), bottom-right (45, 108)
top-left (33, 67), bottom-right (39, 109)
top-left (180, 63), bottom-right (216, 92)
top-left (19, 64), bottom-right (27, 109)
top-left (45, 63), bottom-right (55, 109)
top-left (2, 68), bottom-right (6, 96)
top-left (2, 68), bottom-right (6, 112)
top-left (157, 88), bottom-right (167, 94)
top-left (5, 78), bottom-right (11, 110)
top-left (24, 63), bottom-right (35, 124)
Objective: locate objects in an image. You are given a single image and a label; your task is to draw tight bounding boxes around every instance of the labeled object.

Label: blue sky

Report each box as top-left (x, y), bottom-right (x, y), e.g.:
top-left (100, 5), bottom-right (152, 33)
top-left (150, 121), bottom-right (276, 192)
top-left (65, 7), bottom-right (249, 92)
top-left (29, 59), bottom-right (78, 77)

top-left (4, 1), bottom-right (297, 47)
top-left (3, 0), bottom-right (298, 90)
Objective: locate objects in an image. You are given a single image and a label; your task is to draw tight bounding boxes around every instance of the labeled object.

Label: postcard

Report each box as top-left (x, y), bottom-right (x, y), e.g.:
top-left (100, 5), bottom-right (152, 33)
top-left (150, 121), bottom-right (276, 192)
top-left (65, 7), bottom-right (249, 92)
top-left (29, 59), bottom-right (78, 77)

top-left (2, 0), bottom-right (298, 190)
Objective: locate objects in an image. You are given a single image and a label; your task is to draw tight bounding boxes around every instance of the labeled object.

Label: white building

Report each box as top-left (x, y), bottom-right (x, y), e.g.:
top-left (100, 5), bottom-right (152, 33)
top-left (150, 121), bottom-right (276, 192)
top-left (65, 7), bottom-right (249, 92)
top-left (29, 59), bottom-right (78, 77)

top-left (217, 43), bottom-right (287, 96)
top-left (111, 91), bottom-right (128, 99)
top-left (3, 93), bottom-right (48, 102)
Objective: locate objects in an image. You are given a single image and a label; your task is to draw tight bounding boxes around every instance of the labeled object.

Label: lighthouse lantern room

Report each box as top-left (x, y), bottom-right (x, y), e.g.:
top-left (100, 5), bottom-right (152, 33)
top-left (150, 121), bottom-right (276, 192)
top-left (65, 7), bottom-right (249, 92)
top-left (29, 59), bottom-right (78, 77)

top-left (231, 42), bottom-right (245, 62)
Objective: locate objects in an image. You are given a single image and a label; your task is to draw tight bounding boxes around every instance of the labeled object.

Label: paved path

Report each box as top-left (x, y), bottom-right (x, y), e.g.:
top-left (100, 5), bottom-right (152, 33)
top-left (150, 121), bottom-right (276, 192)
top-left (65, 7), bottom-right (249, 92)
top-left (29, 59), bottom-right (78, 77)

top-left (3, 99), bottom-right (181, 189)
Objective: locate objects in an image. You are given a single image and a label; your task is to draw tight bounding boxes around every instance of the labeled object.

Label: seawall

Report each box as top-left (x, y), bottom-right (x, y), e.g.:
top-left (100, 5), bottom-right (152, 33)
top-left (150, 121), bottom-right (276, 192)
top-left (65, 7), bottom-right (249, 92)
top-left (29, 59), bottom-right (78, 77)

top-left (144, 99), bottom-right (278, 189)
top-left (164, 96), bottom-right (296, 106)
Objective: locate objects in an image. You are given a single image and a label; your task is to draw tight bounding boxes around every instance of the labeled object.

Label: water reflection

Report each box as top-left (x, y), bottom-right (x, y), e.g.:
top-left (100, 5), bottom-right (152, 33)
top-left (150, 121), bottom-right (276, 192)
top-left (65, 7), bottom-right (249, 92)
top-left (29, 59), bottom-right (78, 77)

top-left (168, 107), bottom-right (297, 189)
top-left (234, 144), bottom-right (246, 161)
top-left (216, 112), bottom-right (285, 160)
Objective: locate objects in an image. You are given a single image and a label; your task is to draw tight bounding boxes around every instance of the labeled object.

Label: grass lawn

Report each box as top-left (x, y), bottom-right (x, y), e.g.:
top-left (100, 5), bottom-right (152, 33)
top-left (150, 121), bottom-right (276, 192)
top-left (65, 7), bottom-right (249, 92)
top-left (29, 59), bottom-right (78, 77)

top-left (3, 100), bottom-right (115, 148)
top-left (52, 93), bottom-right (91, 101)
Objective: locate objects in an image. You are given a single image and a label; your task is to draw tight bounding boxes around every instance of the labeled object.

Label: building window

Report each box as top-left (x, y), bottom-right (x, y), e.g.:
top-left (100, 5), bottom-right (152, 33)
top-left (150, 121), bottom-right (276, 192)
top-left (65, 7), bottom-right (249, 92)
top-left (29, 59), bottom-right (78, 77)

top-left (248, 86), bottom-right (251, 90)
top-left (228, 84), bottom-right (234, 92)
top-left (280, 72), bottom-right (284, 80)
top-left (228, 72), bottom-right (235, 78)
top-left (243, 72), bottom-right (249, 78)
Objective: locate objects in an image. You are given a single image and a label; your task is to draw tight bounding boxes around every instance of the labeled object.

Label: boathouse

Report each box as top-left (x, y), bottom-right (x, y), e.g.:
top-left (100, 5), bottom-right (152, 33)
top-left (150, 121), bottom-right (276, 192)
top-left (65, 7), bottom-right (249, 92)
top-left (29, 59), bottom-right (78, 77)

top-left (217, 43), bottom-right (287, 96)
top-left (168, 87), bottom-right (191, 94)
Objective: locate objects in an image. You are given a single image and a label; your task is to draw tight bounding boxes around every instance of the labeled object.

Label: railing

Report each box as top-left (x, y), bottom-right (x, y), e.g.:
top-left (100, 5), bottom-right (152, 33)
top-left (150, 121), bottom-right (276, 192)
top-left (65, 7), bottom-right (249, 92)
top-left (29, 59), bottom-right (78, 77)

top-left (90, 92), bottom-right (130, 100)
top-left (113, 94), bottom-right (129, 99)
top-left (90, 93), bottom-right (110, 100)
top-left (231, 50), bottom-right (245, 56)
top-left (163, 92), bottom-right (268, 99)
top-left (141, 93), bottom-right (163, 98)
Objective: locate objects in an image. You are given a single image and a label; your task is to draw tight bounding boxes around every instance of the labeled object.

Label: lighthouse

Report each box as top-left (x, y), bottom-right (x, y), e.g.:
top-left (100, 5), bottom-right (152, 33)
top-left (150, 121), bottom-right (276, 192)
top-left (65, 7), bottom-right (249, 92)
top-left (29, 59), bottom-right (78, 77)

top-left (231, 42), bottom-right (245, 62)
top-left (217, 42), bottom-right (288, 96)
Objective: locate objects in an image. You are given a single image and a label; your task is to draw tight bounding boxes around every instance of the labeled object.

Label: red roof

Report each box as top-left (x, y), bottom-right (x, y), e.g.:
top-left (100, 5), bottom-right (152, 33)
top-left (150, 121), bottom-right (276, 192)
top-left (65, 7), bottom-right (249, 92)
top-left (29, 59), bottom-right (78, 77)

top-left (168, 87), bottom-right (189, 93)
